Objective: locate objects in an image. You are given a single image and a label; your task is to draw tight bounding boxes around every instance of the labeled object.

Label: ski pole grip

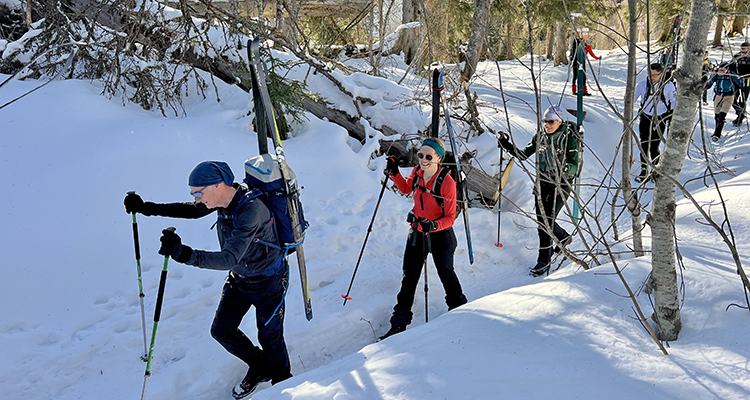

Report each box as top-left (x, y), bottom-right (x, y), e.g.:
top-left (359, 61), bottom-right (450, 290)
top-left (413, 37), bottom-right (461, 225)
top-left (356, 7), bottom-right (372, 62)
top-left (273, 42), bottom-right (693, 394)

top-left (130, 191), bottom-right (141, 259)
top-left (154, 227), bottom-right (175, 322)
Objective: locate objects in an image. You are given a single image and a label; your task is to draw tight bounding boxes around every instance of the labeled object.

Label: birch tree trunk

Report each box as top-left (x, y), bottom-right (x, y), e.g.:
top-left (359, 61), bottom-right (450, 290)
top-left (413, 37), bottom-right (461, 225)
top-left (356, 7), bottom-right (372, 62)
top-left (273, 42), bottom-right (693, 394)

top-left (460, 0), bottom-right (492, 83)
top-left (623, 0), bottom-right (644, 256)
top-left (650, 0), bottom-right (714, 341)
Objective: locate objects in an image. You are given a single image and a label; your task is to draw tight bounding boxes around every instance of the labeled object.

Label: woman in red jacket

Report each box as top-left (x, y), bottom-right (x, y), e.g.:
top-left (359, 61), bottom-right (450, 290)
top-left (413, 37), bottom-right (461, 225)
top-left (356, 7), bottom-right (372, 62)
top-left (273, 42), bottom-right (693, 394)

top-left (379, 138), bottom-right (468, 340)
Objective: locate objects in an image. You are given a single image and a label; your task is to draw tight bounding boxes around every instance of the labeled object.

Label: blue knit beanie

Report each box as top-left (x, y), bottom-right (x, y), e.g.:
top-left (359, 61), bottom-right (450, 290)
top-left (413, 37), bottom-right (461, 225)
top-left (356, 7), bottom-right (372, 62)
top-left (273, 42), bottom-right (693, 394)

top-left (188, 161), bottom-right (234, 187)
top-left (421, 139), bottom-right (445, 159)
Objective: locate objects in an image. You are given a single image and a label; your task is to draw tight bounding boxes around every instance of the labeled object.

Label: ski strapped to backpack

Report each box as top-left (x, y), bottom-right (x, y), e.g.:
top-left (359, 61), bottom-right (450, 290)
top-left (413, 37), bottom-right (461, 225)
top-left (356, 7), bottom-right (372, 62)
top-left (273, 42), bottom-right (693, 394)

top-left (247, 36), bottom-right (312, 321)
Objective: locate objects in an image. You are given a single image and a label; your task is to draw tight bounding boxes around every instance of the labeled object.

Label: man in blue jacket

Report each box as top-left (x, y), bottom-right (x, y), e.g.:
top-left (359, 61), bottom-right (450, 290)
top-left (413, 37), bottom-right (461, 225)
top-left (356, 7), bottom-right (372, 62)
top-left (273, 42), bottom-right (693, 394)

top-left (705, 63), bottom-right (742, 141)
top-left (124, 161), bottom-right (291, 399)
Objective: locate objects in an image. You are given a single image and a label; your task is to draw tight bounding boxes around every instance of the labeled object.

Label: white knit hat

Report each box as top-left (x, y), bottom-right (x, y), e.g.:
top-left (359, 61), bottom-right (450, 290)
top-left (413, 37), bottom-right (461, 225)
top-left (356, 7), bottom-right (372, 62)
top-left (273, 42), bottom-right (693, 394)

top-left (544, 105), bottom-right (564, 121)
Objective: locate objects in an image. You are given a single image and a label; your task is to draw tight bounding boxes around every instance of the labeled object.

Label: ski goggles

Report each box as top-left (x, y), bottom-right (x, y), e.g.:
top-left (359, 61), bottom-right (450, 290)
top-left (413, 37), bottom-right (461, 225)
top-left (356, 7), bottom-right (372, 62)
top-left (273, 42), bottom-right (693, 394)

top-left (417, 152), bottom-right (435, 161)
top-left (190, 186), bottom-right (208, 198)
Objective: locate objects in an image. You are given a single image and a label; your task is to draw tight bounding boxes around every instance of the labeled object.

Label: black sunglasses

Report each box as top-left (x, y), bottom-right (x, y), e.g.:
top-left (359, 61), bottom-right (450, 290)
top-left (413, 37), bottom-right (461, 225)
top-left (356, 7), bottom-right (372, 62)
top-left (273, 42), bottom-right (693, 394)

top-left (417, 152), bottom-right (434, 161)
top-left (543, 119), bottom-right (557, 125)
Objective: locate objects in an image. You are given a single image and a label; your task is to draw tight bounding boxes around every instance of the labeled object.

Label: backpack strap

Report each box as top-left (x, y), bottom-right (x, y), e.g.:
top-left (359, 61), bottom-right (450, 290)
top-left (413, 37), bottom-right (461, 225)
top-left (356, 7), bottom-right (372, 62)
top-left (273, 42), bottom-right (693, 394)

top-left (412, 167), bottom-right (450, 217)
top-left (232, 188), bottom-right (284, 252)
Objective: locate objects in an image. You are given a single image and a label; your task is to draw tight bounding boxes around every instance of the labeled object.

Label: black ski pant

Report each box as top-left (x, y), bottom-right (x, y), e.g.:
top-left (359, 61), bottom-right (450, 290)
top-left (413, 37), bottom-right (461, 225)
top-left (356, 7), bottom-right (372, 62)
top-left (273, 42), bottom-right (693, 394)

top-left (389, 227), bottom-right (467, 328)
top-left (638, 114), bottom-right (668, 169)
top-left (732, 86), bottom-right (750, 122)
top-left (210, 261), bottom-right (292, 384)
top-left (535, 179), bottom-right (572, 265)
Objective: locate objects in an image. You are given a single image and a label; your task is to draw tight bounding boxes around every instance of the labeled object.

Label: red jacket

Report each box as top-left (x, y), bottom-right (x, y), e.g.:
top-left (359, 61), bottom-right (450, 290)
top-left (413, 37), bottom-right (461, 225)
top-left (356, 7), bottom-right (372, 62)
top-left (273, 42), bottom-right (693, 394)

top-left (392, 165), bottom-right (456, 232)
top-left (585, 44), bottom-right (600, 60)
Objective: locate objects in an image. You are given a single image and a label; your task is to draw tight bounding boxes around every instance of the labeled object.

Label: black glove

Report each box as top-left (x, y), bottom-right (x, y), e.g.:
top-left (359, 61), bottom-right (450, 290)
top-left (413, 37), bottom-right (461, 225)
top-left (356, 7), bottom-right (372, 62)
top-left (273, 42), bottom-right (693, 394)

top-left (497, 132), bottom-right (513, 152)
top-left (159, 229), bottom-right (193, 263)
top-left (419, 218), bottom-right (439, 233)
top-left (406, 210), bottom-right (417, 223)
top-left (124, 192), bottom-right (144, 214)
top-left (385, 157), bottom-right (400, 177)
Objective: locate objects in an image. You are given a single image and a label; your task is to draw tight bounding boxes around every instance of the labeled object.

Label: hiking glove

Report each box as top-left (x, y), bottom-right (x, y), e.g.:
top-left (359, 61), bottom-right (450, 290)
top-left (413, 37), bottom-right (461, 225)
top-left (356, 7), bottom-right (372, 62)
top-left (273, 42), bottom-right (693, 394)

top-left (385, 157), bottom-right (400, 177)
top-left (419, 218), bottom-right (439, 233)
top-left (124, 192), bottom-right (159, 216)
top-left (159, 229), bottom-right (193, 263)
top-left (497, 132), bottom-right (513, 152)
top-left (124, 192), bottom-right (144, 214)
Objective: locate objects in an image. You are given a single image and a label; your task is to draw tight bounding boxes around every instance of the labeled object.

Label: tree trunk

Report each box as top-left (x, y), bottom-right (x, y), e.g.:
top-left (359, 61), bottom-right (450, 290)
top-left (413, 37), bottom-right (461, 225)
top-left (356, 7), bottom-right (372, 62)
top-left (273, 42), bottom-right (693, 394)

top-left (730, 16), bottom-right (746, 37)
top-left (460, 0), bottom-right (492, 83)
top-left (546, 25), bottom-right (554, 60)
top-left (554, 21), bottom-right (568, 66)
top-left (402, 0), bottom-right (418, 24)
top-left (650, 0), bottom-right (714, 342)
top-left (505, 21), bottom-right (514, 60)
top-left (623, 0), bottom-right (644, 256)
top-left (712, 0), bottom-right (727, 46)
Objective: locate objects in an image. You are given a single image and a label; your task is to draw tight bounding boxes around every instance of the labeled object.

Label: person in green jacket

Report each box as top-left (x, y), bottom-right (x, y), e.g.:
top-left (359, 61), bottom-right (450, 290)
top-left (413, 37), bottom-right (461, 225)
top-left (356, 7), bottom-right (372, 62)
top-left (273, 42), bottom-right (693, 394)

top-left (498, 105), bottom-right (580, 277)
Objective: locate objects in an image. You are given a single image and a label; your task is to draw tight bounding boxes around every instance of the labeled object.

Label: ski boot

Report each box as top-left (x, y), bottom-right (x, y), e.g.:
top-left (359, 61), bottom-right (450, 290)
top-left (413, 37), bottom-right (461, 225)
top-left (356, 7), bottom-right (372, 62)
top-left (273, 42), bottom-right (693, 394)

top-left (378, 324), bottom-right (406, 341)
top-left (572, 85), bottom-right (577, 95)
top-left (232, 368), bottom-right (272, 399)
top-left (530, 261), bottom-right (550, 277)
top-left (582, 86), bottom-right (592, 96)
top-left (553, 235), bottom-right (572, 254)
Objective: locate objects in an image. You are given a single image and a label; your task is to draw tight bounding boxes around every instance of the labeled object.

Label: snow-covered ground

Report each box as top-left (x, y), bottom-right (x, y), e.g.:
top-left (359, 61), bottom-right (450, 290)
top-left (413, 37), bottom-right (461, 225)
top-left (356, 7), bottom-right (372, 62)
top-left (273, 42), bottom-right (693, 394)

top-left (1, 34), bottom-right (749, 400)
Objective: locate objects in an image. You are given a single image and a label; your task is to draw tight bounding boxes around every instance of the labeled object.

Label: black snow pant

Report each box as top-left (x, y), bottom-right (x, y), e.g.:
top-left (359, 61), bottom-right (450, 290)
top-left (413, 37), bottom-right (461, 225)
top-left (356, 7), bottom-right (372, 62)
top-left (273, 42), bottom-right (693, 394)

top-left (389, 227), bottom-right (468, 328)
top-left (638, 114), bottom-right (668, 169)
top-left (210, 260), bottom-right (292, 384)
top-left (732, 86), bottom-right (750, 123)
top-left (535, 179), bottom-right (572, 265)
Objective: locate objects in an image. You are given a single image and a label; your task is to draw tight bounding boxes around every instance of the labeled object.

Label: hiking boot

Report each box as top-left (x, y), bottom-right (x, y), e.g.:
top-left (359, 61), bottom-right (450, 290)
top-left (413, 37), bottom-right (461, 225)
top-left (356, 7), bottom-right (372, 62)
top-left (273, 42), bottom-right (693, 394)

top-left (712, 133), bottom-right (721, 142)
top-left (378, 325), bottom-right (406, 341)
top-left (530, 261), bottom-right (550, 277)
top-left (232, 368), bottom-right (272, 399)
top-left (553, 235), bottom-right (572, 254)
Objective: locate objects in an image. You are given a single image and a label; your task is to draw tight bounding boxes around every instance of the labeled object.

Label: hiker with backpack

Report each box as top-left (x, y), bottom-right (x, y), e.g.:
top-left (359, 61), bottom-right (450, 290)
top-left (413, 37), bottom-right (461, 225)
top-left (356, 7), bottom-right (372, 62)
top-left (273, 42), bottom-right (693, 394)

top-left (498, 105), bottom-right (579, 277)
top-left (124, 161), bottom-right (291, 400)
top-left (704, 63), bottom-right (742, 142)
top-left (379, 138), bottom-right (468, 340)
top-left (730, 42), bottom-right (750, 126)
top-left (633, 63), bottom-right (677, 182)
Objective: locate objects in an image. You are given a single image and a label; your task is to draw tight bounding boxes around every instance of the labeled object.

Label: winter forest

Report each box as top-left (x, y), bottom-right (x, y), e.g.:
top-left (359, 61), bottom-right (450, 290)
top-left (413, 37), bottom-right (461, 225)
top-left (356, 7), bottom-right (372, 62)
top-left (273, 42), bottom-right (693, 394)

top-left (2, 0), bottom-right (750, 398)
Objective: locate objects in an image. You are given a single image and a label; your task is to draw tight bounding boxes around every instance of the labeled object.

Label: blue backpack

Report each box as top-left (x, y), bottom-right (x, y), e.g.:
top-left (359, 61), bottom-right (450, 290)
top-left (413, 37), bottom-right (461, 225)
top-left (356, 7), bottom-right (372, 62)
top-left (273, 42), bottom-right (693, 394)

top-left (242, 154), bottom-right (308, 253)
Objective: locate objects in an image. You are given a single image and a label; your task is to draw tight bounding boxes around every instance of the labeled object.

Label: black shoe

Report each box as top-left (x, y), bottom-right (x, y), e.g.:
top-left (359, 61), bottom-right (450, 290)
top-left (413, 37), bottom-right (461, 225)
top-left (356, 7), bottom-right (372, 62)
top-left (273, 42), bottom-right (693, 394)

top-left (530, 261), bottom-right (550, 277)
top-left (378, 325), bottom-right (406, 341)
top-left (553, 236), bottom-right (572, 254)
top-left (232, 369), bottom-right (272, 399)
top-left (712, 134), bottom-right (721, 142)
top-left (732, 118), bottom-right (742, 127)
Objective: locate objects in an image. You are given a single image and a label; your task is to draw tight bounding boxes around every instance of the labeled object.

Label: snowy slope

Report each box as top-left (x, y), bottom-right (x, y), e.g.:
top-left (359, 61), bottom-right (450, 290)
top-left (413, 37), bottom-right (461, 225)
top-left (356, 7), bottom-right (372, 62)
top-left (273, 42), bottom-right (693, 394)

top-left (1, 35), bottom-right (749, 400)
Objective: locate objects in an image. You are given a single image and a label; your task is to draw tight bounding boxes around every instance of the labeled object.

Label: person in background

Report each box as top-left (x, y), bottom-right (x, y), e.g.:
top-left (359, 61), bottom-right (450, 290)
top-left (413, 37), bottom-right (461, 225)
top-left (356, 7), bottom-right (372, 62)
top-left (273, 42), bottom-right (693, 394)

top-left (124, 161), bottom-right (291, 400)
top-left (379, 138), bottom-right (468, 340)
top-left (702, 51), bottom-right (715, 105)
top-left (704, 63), bottom-right (741, 142)
top-left (730, 41), bottom-right (750, 126)
top-left (570, 34), bottom-right (600, 96)
top-left (498, 105), bottom-right (580, 277)
top-left (633, 63), bottom-right (677, 182)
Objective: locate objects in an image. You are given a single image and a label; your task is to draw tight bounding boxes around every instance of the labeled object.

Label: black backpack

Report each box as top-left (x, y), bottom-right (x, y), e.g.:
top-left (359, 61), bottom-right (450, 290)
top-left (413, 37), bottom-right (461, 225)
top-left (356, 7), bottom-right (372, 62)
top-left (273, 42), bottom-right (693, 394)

top-left (411, 151), bottom-right (464, 217)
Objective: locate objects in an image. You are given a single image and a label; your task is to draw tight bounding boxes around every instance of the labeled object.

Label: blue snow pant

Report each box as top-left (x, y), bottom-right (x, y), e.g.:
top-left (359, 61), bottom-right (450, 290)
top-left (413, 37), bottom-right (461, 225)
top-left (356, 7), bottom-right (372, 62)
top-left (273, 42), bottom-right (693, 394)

top-left (389, 227), bottom-right (468, 328)
top-left (210, 261), bottom-right (292, 384)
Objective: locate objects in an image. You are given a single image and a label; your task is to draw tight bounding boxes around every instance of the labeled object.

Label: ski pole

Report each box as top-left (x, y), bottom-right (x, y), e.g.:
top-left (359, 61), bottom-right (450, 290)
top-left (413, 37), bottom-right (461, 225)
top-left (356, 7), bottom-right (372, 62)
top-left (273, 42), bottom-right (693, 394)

top-left (342, 174), bottom-right (390, 305)
top-left (128, 191), bottom-right (149, 362)
top-left (424, 229), bottom-right (432, 323)
top-left (495, 148), bottom-right (504, 248)
top-left (141, 227), bottom-right (175, 400)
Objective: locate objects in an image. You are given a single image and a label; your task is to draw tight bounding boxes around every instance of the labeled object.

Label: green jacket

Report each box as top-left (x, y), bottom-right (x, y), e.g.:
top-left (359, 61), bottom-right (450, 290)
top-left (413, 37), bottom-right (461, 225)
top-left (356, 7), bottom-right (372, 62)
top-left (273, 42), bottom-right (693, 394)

top-left (508, 121), bottom-right (580, 178)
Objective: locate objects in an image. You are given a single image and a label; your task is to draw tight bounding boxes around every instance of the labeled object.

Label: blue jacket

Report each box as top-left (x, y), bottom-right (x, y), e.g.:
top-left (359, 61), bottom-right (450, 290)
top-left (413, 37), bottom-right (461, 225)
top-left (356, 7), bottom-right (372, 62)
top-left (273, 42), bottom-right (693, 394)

top-left (142, 184), bottom-right (283, 277)
top-left (705, 73), bottom-right (741, 95)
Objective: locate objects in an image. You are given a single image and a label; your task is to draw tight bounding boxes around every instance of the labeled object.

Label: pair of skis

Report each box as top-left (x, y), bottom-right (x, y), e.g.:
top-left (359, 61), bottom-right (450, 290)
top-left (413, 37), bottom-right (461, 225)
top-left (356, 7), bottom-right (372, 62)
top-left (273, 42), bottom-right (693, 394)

top-left (433, 68), bottom-right (474, 265)
top-left (247, 36), bottom-right (313, 321)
